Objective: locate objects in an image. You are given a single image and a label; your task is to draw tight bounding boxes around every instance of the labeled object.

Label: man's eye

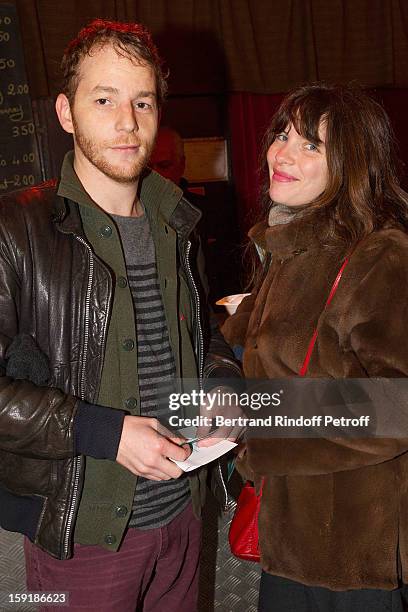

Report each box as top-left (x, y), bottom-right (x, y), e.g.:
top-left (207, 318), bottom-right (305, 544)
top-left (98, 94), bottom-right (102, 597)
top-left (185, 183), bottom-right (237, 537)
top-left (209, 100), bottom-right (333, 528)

top-left (96, 98), bottom-right (109, 105)
top-left (135, 102), bottom-right (152, 110)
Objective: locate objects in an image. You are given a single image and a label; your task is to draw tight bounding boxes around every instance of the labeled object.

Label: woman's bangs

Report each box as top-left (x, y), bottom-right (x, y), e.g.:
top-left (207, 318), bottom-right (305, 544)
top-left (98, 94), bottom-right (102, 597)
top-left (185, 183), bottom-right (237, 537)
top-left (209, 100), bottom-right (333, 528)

top-left (271, 107), bottom-right (291, 136)
top-left (290, 98), bottom-right (326, 144)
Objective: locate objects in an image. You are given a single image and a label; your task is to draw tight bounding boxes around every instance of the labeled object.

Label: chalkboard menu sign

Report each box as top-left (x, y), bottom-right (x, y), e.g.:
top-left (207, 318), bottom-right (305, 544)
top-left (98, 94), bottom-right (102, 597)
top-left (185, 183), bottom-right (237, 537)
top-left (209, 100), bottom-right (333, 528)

top-left (0, 3), bottom-right (42, 193)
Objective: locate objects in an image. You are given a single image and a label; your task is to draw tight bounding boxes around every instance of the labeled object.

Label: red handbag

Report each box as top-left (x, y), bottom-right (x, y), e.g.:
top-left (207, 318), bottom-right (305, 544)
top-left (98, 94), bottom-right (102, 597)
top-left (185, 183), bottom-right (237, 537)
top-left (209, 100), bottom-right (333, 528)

top-left (228, 479), bottom-right (264, 561)
top-left (228, 253), bottom-right (353, 561)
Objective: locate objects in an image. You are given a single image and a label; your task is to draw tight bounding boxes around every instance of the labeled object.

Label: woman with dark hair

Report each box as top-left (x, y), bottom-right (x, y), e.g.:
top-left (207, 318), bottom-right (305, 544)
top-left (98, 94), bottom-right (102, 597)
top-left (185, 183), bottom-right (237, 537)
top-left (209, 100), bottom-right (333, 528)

top-left (222, 84), bottom-right (408, 611)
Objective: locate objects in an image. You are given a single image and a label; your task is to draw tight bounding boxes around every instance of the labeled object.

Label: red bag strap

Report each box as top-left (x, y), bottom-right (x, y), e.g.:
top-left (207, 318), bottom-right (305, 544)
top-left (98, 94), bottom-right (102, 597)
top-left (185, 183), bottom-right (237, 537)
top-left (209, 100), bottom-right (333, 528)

top-left (299, 253), bottom-right (352, 377)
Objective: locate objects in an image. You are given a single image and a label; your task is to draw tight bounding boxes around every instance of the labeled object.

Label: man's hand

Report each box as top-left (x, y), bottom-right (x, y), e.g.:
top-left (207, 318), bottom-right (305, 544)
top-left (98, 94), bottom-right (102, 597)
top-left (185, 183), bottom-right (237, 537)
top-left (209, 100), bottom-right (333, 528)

top-left (116, 416), bottom-right (190, 480)
top-left (196, 386), bottom-right (246, 447)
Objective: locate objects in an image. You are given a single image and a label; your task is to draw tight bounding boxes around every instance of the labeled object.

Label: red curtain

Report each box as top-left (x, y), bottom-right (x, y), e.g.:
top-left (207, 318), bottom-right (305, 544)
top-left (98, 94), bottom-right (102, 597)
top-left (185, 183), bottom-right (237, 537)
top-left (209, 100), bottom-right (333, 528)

top-left (228, 93), bottom-right (283, 234)
top-left (229, 90), bottom-right (408, 236)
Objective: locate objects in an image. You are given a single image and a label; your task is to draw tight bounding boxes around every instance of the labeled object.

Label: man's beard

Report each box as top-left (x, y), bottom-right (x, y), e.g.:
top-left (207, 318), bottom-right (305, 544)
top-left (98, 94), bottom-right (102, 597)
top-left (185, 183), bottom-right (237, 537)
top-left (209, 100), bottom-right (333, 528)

top-left (72, 116), bottom-right (153, 184)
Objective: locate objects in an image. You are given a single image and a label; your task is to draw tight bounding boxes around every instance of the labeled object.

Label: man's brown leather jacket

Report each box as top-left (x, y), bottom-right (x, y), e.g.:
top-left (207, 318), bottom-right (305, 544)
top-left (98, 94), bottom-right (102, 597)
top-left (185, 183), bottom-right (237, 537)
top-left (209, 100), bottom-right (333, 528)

top-left (0, 180), bottom-right (240, 559)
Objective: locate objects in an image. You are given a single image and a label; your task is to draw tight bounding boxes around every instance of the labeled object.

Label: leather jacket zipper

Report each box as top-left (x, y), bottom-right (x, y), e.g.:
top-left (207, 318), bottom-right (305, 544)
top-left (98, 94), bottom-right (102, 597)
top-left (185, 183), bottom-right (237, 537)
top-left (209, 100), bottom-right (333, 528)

top-left (75, 236), bottom-right (94, 399)
top-left (63, 234), bottom-right (94, 558)
top-left (63, 455), bottom-right (82, 558)
top-left (183, 240), bottom-right (229, 510)
top-left (218, 460), bottom-right (229, 511)
top-left (184, 240), bottom-right (204, 384)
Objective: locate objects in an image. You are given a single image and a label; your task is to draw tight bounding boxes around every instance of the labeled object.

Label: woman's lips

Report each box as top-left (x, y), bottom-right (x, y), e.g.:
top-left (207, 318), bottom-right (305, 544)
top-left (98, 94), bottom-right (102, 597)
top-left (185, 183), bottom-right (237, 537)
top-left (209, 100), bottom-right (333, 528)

top-left (272, 169), bottom-right (298, 182)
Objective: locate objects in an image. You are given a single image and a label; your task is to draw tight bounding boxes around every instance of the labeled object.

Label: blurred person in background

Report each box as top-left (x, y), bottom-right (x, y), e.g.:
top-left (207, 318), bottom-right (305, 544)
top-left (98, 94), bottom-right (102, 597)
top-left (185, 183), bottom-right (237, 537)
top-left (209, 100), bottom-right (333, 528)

top-left (151, 126), bottom-right (241, 306)
top-left (150, 126), bottom-right (186, 185)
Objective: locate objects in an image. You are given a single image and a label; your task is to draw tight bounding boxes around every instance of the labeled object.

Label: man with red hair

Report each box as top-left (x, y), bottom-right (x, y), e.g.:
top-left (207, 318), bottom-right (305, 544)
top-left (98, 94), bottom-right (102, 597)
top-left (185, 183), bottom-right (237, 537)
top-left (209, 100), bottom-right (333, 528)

top-left (0, 19), bottom-right (240, 610)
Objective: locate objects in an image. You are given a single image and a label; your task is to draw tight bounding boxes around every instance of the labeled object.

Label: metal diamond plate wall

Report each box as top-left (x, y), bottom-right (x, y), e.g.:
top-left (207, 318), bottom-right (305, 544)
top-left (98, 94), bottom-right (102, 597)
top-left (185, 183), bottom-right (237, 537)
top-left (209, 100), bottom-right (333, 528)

top-left (199, 472), bottom-right (261, 612)
top-left (0, 529), bottom-right (36, 611)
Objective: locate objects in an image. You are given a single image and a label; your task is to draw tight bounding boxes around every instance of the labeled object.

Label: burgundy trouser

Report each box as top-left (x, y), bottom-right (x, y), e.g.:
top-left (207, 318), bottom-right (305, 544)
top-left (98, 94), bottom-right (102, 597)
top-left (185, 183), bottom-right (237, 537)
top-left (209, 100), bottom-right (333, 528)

top-left (24, 502), bottom-right (201, 612)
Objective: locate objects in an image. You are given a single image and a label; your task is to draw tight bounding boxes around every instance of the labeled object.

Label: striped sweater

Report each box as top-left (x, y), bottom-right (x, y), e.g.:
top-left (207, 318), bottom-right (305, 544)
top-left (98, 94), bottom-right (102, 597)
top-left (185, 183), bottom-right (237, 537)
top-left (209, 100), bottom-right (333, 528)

top-left (113, 212), bottom-right (190, 530)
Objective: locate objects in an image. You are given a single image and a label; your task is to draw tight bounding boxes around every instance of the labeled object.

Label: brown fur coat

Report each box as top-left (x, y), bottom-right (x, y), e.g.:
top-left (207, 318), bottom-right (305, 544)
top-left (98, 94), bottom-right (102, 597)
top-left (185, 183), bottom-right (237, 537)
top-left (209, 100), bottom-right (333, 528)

top-left (222, 211), bottom-right (408, 590)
